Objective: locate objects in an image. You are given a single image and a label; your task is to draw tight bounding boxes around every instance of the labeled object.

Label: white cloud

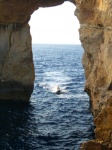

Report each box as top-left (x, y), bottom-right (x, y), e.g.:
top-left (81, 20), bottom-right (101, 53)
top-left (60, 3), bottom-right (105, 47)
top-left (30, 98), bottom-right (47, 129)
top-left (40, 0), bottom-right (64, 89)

top-left (29, 2), bottom-right (80, 44)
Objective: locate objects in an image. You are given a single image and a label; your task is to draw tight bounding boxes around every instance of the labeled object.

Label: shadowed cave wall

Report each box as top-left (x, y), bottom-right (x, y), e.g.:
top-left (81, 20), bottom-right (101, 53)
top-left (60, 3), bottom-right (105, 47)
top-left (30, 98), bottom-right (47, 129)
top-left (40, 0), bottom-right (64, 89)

top-left (0, 0), bottom-right (112, 149)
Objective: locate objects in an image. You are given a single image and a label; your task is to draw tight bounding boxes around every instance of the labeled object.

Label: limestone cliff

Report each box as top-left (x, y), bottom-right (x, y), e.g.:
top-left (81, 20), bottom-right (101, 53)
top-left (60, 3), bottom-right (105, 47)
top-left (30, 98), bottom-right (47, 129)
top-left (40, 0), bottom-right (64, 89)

top-left (75, 0), bottom-right (112, 149)
top-left (0, 0), bottom-right (112, 149)
top-left (0, 0), bottom-right (65, 101)
top-left (0, 24), bottom-right (34, 101)
top-left (0, 0), bottom-right (64, 24)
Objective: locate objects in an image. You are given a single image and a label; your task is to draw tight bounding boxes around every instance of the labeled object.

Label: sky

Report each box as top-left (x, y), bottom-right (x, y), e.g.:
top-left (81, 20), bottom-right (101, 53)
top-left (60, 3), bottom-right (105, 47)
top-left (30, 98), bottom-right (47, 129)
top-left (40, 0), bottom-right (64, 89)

top-left (29, 1), bottom-right (81, 44)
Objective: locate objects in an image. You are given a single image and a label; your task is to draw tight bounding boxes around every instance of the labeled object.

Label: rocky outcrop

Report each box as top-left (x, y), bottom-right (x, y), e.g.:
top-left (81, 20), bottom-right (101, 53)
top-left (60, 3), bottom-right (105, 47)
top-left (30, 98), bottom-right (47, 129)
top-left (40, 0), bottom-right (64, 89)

top-left (0, 0), bottom-right (65, 101)
top-left (0, 24), bottom-right (34, 101)
top-left (0, 0), bottom-right (65, 24)
top-left (75, 0), bottom-right (112, 149)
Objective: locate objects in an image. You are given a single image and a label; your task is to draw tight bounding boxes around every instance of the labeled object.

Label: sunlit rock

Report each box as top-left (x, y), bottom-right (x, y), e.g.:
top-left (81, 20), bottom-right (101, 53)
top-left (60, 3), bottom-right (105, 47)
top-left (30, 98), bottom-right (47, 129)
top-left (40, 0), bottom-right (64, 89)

top-left (0, 0), bottom-right (65, 101)
top-left (75, 0), bottom-right (112, 149)
top-left (0, 0), bottom-right (111, 149)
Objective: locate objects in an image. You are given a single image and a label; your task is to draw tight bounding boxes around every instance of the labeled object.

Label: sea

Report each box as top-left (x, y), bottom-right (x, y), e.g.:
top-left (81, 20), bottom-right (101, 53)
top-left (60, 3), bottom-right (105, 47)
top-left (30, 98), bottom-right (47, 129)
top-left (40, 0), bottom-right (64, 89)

top-left (0, 44), bottom-right (94, 150)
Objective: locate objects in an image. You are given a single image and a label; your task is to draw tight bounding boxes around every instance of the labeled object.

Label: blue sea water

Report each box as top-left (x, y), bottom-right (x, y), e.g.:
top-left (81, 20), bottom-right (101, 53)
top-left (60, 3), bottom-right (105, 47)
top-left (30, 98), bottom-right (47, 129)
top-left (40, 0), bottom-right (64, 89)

top-left (0, 44), bottom-right (94, 150)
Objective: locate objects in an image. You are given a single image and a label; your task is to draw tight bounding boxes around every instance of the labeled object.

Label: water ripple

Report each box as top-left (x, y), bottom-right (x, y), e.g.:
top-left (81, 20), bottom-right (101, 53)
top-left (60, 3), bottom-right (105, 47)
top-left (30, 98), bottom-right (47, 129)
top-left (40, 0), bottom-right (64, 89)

top-left (0, 45), bottom-right (94, 150)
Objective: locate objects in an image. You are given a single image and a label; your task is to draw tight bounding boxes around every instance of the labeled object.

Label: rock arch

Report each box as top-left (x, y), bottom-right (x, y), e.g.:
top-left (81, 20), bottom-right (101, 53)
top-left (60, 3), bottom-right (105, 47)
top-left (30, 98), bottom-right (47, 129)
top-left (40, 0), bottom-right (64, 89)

top-left (0, 0), bottom-right (112, 149)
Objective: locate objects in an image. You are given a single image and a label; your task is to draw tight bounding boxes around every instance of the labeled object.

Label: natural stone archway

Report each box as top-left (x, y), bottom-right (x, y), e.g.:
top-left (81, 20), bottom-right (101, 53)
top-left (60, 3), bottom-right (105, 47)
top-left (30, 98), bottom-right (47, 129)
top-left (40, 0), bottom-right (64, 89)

top-left (0, 0), bottom-right (66, 102)
top-left (0, 0), bottom-right (112, 149)
top-left (0, 0), bottom-right (65, 101)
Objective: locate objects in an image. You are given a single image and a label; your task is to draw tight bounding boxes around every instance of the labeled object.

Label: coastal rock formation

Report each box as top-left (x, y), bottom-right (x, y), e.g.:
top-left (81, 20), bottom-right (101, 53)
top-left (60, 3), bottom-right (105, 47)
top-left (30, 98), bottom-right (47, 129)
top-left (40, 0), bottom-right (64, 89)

top-left (0, 0), bottom-right (65, 24)
top-left (0, 0), bottom-right (65, 101)
top-left (75, 0), bottom-right (112, 149)
top-left (0, 0), bottom-right (112, 149)
top-left (0, 24), bottom-right (34, 101)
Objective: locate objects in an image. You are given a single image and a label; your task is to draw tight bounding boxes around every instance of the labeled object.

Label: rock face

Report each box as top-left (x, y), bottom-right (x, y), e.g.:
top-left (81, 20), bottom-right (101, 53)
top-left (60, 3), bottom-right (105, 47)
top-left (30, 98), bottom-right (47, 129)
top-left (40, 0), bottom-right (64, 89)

top-left (0, 0), bottom-right (112, 148)
top-left (0, 0), bottom-right (65, 101)
top-left (75, 0), bottom-right (112, 149)
top-left (0, 24), bottom-right (34, 101)
top-left (0, 0), bottom-right (65, 24)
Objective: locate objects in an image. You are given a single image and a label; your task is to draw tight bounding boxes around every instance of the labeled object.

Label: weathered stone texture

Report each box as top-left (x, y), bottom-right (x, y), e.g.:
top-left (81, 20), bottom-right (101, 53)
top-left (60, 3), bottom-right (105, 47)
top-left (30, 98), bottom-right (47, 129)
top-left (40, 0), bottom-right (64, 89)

top-left (80, 140), bottom-right (110, 150)
top-left (0, 0), bottom-right (64, 24)
top-left (0, 0), bottom-right (111, 148)
top-left (74, 0), bottom-right (112, 149)
top-left (0, 0), bottom-right (66, 101)
top-left (0, 24), bottom-right (34, 101)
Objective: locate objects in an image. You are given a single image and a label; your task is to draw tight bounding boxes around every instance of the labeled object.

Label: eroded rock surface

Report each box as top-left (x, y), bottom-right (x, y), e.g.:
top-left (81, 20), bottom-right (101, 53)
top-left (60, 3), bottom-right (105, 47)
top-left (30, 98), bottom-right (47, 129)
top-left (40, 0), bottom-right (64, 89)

top-left (0, 0), bottom-right (111, 149)
top-left (0, 0), bottom-right (65, 101)
top-left (0, 0), bottom-right (65, 24)
top-left (0, 24), bottom-right (34, 101)
top-left (74, 0), bottom-right (112, 149)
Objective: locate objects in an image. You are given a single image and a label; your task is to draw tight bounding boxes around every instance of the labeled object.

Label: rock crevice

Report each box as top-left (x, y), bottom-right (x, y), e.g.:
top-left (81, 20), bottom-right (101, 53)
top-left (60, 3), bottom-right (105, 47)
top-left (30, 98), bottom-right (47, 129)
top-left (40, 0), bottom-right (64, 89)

top-left (75, 0), bottom-right (112, 149)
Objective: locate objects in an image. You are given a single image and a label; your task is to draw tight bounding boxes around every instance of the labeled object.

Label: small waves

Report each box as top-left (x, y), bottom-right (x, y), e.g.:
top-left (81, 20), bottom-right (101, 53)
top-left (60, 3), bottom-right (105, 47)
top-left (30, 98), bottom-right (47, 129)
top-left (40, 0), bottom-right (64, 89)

top-left (0, 44), bottom-right (94, 150)
top-left (31, 45), bottom-right (95, 150)
top-left (38, 71), bottom-right (70, 94)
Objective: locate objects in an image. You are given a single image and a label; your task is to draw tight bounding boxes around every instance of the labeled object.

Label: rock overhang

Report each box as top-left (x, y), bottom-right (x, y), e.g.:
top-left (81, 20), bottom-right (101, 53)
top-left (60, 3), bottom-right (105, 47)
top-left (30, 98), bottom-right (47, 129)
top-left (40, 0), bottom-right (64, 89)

top-left (0, 0), bottom-right (71, 24)
top-left (0, 0), bottom-right (111, 149)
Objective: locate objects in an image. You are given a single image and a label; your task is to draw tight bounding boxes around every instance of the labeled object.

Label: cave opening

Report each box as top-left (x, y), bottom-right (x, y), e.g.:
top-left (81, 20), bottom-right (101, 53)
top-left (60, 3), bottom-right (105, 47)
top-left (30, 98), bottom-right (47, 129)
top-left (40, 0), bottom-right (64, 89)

top-left (29, 1), bottom-right (94, 149)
